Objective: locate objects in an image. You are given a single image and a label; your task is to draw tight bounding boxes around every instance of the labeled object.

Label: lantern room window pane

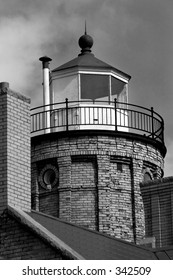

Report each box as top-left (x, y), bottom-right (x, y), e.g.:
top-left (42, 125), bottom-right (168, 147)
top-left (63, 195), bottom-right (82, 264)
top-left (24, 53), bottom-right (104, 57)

top-left (81, 74), bottom-right (109, 100)
top-left (111, 76), bottom-right (125, 96)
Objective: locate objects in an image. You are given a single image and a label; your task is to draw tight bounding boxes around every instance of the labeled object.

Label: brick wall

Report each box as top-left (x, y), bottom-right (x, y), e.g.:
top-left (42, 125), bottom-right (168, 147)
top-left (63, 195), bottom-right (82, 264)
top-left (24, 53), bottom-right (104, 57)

top-left (70, 157), bottom-right (98, 230)
top-left (0, 83), bottom-right (31, 213)
top-left (109, 157), bottom-right (133, 241)
top-left (0, 211), bottom-right (68, 259)
top-left (39, 190), bottom-right (59, 217)
top-left (31, 133), bottom-right (164, 243)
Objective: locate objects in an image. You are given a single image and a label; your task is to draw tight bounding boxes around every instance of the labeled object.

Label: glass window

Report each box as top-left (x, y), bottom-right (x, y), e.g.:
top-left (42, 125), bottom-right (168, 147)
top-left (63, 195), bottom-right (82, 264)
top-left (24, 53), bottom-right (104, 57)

top-left (111, 76), bottom-right (125, 94)
top-left (81, 74), bottom-right (109, 100)
top-left (111, 76), bottom-right (127, 102)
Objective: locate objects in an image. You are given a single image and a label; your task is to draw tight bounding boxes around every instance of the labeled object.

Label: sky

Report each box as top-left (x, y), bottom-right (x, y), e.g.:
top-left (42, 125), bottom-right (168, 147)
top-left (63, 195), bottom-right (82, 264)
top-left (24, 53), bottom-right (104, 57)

top-left (0, 0), bottom-right (173, 176)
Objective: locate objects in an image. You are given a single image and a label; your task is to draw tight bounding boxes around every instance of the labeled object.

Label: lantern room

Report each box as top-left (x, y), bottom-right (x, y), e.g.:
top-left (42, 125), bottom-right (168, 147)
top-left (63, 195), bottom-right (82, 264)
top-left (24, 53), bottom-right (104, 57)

top-left (50, 32), bottom-right (131, 105)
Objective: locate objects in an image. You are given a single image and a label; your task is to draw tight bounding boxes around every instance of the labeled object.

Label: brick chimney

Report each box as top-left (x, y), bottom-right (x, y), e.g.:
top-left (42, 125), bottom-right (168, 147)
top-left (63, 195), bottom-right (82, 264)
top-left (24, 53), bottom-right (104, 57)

top-left (0, 82), bottom-right (31, 213)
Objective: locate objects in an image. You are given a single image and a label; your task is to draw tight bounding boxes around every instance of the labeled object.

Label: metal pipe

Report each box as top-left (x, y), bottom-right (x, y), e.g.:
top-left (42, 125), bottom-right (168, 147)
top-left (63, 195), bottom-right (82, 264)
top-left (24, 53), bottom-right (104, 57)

top-left (39, 56), bottom-right (52, 106)
top-left (39, 56), bottom-right (52, 132)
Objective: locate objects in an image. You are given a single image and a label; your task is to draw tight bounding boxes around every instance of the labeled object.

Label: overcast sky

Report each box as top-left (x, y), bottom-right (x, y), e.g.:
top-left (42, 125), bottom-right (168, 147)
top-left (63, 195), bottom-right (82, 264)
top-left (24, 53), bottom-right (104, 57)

top-left (0, 0), bottom-right (172, 176)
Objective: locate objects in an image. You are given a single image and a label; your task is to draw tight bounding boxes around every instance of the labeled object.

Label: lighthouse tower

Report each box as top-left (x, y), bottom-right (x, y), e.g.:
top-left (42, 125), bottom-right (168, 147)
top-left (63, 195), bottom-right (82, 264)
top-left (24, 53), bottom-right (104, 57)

top-left (31, 31), bottom-right (166, 244)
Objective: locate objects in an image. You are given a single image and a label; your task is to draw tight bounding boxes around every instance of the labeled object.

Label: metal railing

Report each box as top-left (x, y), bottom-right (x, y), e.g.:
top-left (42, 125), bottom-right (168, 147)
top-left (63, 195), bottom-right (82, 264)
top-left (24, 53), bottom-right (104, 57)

top-left (30, 99), bottom-right (164, 144)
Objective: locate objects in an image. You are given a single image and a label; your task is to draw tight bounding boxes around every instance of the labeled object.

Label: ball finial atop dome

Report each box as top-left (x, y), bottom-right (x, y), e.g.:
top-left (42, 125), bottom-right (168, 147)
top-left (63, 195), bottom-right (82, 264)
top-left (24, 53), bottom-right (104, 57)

top-left (78, 22), bottom-right (94, 55)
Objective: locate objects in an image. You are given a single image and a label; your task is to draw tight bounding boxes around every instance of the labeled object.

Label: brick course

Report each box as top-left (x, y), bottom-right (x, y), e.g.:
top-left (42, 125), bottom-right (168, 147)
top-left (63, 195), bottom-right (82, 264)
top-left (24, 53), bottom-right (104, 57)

top-left (0, 83), bottom-right (31, 213)
top-left (0, 209), bottom-right (74, 259)
top-left (71, 158), bottom-right (98, 230)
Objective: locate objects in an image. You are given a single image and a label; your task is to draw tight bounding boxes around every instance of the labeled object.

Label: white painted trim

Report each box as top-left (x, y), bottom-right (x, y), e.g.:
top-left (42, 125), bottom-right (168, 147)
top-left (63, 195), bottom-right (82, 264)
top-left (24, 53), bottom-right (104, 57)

top-left (126, 84), bottom-right (129, 104)
top-left (51, 69), bottom-right (129, 83)
top-left (78, 73), bottom-right (81, 100)
top-left (78, 70), bottom-right (129, 83)
top-left (109, 75), bottom-right (112, 102)
top-left (52, 71), bottom-right (79, 80)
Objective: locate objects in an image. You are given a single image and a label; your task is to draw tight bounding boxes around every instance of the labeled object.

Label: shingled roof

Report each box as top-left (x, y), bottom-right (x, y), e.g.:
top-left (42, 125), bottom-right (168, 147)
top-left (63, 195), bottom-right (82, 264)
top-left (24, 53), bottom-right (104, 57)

top-left (52, 53), bottom-right (131, 80)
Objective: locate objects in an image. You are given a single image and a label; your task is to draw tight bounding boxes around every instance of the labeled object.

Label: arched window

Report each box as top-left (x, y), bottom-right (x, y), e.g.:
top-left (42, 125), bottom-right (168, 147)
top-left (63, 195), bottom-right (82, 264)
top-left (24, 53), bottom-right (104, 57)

top-left (143, 172), bottom-right (152, 182)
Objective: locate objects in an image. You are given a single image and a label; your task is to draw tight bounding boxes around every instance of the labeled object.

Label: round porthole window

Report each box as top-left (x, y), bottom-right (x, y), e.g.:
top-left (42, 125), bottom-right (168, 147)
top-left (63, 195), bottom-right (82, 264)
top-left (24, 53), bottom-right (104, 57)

top-left (38, 164), bottom-right (59, 190)
top-left (43, 169), bottom-right (56, 185)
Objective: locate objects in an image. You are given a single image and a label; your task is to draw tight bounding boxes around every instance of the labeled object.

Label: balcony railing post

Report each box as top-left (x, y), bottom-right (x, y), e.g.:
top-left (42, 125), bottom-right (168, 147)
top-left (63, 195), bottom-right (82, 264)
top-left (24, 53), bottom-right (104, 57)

top-left (114, 98), bottom-right (117, 131)
top-left (151, 107), bottom-right (154, 139)
top-left (66, 98), bottom-right (69, 131)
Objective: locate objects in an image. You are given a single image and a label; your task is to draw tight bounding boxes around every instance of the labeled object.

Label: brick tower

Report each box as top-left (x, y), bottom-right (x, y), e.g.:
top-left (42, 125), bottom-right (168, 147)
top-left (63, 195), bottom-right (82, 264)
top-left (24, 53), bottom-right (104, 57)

top-left (31, 31), bottom-right (166, 244)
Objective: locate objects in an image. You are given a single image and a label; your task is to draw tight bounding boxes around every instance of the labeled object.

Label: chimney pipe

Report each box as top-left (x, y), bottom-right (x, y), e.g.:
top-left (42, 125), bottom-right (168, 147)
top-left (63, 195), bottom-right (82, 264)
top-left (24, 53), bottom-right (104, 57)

top-left (39, 56), bottom-right (52, 107)
top-left (39, 56), bottom-right (52, 132)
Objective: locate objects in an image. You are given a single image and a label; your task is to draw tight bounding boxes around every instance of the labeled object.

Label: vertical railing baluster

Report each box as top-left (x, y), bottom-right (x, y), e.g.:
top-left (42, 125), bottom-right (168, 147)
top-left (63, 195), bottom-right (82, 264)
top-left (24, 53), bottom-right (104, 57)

top-left (139, 112), bottom-right (141, 130)
top-left (106, 107), bottom-right (108, 125)
top-left (134, 111), bottom-right (136, 129)
top-left (66, 98), bottom-right (68, 131)
top-left (151, 107), bottom-right (154, 139)
top-left (98, 107), bottom-right (100, 125)
top-left (85, 106), bottom-right (86, 124)
top-left (135, 111), bottom-right (137, 129)
top-left (89, 107), bottom-right (91, 124)
top-left (143, 114), bottom-right (145, 131)
top-left (141, 113), bottom-right (143, 131)
top-left (130, 110), bottom-right (132, 128)
top-left (37, 114), bottom-right (38, 131)
top-left (58, 110), bottom-right (59, 127)
top-left (38, 113), bottom-right (42, 129)
top-left (114, 98), bottom-right (117, 131)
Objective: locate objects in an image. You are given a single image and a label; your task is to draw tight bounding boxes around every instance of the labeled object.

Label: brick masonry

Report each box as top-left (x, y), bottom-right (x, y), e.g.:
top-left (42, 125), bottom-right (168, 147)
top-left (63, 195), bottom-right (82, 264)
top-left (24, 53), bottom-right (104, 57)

top-left (0, 83), bottom-right (31, 213)
top-left (31, 133), bottom-right (164, 244)
top-left (0, 210), bottom-right (69, 259)
top-left (70, 157), bottom-right (98, 230)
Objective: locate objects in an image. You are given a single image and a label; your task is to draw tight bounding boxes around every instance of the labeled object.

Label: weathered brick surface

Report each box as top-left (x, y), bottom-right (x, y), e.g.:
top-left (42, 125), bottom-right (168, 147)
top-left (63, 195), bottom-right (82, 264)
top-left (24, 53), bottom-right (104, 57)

top-left (109, 159), bottom-right (133, 242)
top-left (0, 85), bottom-right (31, 213)
top-left (31, 133), bottom-right (164, 243)
top-left (39, 190), bottom-right (59, 217)
top-left (71, 159), bottom-right (97, 229)
top-left (0, 211), bottom-right (65, 260)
